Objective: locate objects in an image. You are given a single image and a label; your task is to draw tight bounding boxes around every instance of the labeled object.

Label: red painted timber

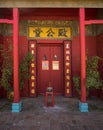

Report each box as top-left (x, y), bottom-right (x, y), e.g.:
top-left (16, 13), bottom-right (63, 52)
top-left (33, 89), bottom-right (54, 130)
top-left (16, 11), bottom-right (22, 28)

top-left (13, 8), bottom-right (20, 103)
top-left (0, 19), bottom-right (13, 24)
top-left (79, 8), bottom-right (86, 103)
top-left (85, 20), bottom-right (103, 25)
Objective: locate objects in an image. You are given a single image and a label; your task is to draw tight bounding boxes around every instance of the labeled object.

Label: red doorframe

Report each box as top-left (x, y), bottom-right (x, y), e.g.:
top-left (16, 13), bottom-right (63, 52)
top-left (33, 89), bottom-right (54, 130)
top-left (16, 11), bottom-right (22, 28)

top-left (35, 39), bottom-right (72, 97)
top-left (29, 39), bottom-right (72, 97)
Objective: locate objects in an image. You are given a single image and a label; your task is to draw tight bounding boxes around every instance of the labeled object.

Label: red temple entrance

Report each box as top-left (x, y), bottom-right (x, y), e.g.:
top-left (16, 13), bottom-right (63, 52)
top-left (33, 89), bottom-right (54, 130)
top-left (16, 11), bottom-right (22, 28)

top-left (1, 7), bottom-right (103, 112)
top-left (29, 40), bottom-right (72, 97)
top-left (37, 43), bottom-right (64, 95)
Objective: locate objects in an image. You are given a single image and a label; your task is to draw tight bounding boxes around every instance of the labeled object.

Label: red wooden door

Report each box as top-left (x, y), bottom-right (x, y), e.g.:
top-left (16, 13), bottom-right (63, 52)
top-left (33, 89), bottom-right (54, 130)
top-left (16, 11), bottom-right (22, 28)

top-left (37, 44), bottom-right (64, 95)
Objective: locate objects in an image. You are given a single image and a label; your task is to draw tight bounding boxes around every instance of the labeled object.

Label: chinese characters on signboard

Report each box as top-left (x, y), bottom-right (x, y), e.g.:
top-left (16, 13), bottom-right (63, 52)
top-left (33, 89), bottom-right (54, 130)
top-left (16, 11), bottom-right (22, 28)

top-left (29, 27), bottom-right (71, 39)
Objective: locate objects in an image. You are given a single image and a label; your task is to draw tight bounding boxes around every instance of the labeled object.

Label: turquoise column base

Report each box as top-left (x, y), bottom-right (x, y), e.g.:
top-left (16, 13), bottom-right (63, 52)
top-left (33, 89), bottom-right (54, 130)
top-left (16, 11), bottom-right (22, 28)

top-left (79, 101), bottom-right (88, 112)
top-left (12, 101), bottom-right (22, 112)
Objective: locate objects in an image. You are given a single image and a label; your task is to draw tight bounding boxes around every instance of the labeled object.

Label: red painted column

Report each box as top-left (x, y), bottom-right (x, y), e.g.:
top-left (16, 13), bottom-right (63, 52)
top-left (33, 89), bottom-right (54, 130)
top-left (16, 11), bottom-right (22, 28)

top-left (79, 8), bottom-right (86, 103)
top-left (13, 8), bottom-right (20, 103)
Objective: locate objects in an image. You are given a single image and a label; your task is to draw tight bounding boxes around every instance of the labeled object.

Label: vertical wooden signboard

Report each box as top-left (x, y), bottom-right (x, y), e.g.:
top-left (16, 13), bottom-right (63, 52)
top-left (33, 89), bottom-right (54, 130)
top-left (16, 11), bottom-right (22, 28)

top-left (29, 41), bottom-right (37, 97)
top-left (64, 40), bottom-right (72, 97)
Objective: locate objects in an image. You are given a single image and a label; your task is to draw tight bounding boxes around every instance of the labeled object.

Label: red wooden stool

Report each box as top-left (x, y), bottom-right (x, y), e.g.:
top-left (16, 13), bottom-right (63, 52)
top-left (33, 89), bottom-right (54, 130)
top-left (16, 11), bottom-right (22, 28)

top-left (45, 92), bottom-right (54, 107)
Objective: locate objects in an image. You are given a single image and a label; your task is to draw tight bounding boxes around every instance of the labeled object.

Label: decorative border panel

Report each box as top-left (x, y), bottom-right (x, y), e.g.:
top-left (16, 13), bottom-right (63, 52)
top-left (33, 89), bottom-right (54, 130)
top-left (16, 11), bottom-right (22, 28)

top-left (29, 40), bottom-right (37, 97)
top-left (64, 40), bottom-right (72, 97)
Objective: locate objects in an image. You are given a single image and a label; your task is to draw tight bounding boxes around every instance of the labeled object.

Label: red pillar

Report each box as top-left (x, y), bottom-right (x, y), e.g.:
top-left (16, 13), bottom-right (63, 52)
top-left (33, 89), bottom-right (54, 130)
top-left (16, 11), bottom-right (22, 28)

top-left (79, 8), bottom-right (86, 103)
top-left (13, 8), bottom-right (20, 103)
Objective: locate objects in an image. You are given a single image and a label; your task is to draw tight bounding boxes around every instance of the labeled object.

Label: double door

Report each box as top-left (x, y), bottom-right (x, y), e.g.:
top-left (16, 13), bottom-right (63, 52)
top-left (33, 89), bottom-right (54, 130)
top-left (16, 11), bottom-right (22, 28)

top-left (37, 44), bottom-right (64, 95)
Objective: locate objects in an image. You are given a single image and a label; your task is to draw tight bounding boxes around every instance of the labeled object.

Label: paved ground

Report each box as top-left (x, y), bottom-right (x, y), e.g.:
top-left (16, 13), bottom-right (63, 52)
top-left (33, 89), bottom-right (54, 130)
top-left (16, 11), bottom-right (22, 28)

top-left (0, 96), bottom-right (103, 130)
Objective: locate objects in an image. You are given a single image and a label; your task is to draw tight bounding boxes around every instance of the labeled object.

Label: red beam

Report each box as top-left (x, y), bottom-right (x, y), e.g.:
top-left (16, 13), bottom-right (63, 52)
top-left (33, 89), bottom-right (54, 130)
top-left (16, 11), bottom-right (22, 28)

top-left (0, 19), bottom-right (13, 24)
top-left (85, 20), bottom-right (103, 25)
top-left (79, 8), bottom-right (86, 103)
top-left (13, 8), bottom-right (20, 103)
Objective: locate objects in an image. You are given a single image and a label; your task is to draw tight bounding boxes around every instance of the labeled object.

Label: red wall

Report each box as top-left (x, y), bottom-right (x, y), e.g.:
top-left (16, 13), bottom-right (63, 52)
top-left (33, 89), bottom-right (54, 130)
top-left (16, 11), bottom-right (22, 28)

top-left (72, 36), bottom-right (97, 76)
top-left (97, 33), bottom-right (103, 80)
top-left (0, 34), bottom-right (4, 98)
top-left (0, 35), bottom-right (97, 97)
top-left (97, 33), bottom-right (103, 58)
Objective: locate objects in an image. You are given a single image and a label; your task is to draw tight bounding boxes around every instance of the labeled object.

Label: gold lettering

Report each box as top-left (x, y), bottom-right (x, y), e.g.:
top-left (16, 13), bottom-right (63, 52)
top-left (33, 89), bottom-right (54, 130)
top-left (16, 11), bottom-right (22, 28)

top-left (31, 76), bottom-right (35, 80)
top-left (31, 50), bottom-right (34, 54)
top-left (66, 69), bottom-right (70, 74)
top-left (66, 82), bottom-right (70, 87)
top-left (67, 89), bottom-right (69, 94)
top-left (66, 62), bottom-right (70, 66)
top-left (66, 44), bottom-right (70, 49)
top-left (66, 76), bottom-right (70, 80)
top-left (32, 82), bottom-right (35, 87)
top-left (31, 70), bottom-right (35, 74)
top-left (31, 44), bottom-right (35, 48)
top-left (66, 56), bottom-right (70, 60)
top-left (66, 51), bottom-right (70, 54)
top-left (31, 89), bottom-right (35, 94)
top-left (31, 63), bottom-right (35, 67)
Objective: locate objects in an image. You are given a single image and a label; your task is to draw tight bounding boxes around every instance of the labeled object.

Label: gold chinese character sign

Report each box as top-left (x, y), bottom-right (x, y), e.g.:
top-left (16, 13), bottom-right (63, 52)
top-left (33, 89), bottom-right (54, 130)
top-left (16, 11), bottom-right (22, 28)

top-left (28, 27), bottom-right (71, 39)
top-left (64, 40), bottom-right (71, 97)
top-left (29, 41), bottom-right (37, 97)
